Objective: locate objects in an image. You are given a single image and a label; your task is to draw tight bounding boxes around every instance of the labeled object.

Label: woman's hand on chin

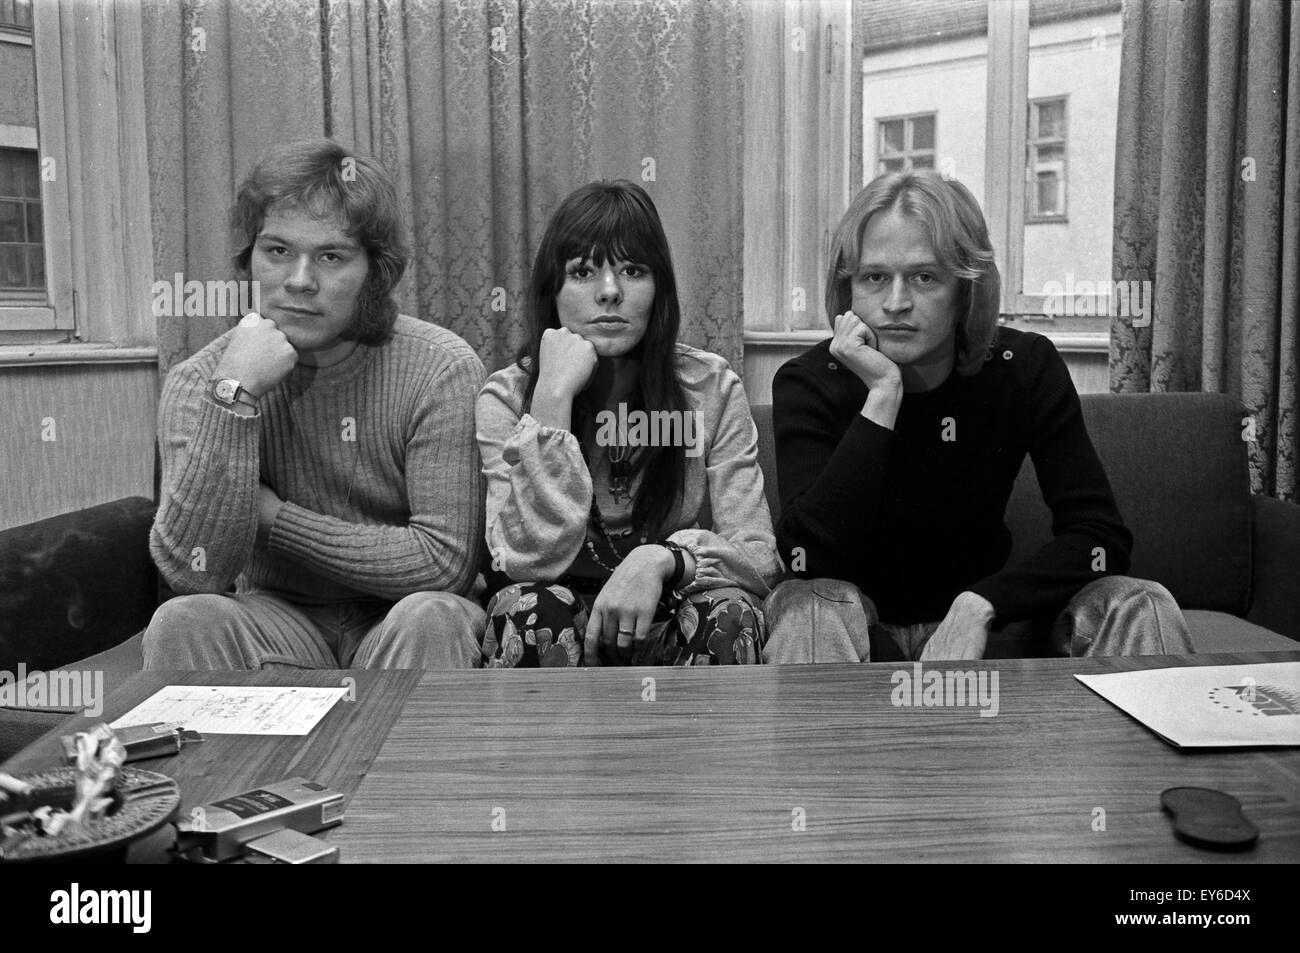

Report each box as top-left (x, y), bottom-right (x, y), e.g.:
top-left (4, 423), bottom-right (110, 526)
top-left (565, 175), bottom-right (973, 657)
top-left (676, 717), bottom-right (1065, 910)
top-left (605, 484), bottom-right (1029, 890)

top-left (536, 326), bottom-right (599, 400)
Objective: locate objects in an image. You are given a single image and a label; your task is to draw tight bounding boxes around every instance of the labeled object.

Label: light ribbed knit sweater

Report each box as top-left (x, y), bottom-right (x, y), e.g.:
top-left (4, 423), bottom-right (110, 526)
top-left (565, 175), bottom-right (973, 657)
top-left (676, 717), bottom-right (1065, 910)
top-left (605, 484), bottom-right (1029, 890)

top-left (151, 315), bottom-right (485, 604)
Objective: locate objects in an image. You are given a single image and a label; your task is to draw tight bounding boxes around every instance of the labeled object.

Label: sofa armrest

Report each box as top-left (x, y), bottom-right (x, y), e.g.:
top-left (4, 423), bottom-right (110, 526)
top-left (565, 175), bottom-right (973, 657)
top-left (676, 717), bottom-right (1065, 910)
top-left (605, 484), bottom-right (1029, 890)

top-left (0, 497), bottom-right (159, 671)
top-left (1245, 494), bottom-right (1300, 643)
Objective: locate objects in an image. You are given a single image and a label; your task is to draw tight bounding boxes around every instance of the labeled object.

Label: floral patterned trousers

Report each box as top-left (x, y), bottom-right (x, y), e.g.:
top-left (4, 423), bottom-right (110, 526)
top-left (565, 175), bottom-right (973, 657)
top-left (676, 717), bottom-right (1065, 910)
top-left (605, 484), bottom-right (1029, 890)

top-left (481, 582), bottom-right (767, 667)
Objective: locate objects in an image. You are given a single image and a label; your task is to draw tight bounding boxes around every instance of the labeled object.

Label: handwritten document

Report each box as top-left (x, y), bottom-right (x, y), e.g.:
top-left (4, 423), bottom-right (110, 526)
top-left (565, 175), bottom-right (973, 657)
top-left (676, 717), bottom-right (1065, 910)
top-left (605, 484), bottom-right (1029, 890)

top-left (1076, 662), bottom-right (1300, 748)
top-left (112, 685), bottom-right (349, 736)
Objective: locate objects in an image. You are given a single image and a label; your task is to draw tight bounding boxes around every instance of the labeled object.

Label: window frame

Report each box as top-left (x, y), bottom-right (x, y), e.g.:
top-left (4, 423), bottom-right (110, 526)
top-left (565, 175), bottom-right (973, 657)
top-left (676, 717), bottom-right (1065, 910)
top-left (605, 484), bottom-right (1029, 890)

top-left (988, 0), bottom-right (1107, 333)
top-left (0, 142), bottom-right (46, 297)
top-left (742, 0), bottom-right (853, 339)
top-left (0, 0), bottom-right (156, 357)
top-left (0, 0), bottom-right (32, 33)
top-left (1026, 94), bottom-right (1068, 223)
top-left (875, 111), bottom-right (937, 176)
top-left (0, 22), bottom-right (73, 333)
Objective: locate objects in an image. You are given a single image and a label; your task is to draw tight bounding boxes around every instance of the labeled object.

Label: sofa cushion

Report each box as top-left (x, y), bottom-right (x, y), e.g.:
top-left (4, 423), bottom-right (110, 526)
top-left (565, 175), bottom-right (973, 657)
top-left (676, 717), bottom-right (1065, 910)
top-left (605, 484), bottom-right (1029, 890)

top-left (1004, 393), bottom-right (1251, 615)
top-left (0, 632), bottom-right (148, 763)
top-left (1183, 610), bottom-right (1299, 654)
top-left (0, 497), bottom-right (159, 671)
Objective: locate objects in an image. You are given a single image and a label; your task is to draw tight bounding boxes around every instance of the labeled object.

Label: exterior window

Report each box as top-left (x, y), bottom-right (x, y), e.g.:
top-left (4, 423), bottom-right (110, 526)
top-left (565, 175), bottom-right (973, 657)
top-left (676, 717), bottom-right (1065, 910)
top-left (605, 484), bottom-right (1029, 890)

top-left (0, 147), bottom-right (44, 299)
top-left (1028, 97), bottom-right (1067, 221)
top-left (0, 0), bottom-right (32, 32)
top-left (878, 113), bottom-right (936, 174)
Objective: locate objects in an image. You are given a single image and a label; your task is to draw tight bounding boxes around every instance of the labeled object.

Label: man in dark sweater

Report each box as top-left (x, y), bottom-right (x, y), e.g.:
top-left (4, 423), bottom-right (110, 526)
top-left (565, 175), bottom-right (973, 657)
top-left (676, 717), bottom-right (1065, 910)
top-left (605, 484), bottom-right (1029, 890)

top-left (763, 169), bottom-right (1191, 662)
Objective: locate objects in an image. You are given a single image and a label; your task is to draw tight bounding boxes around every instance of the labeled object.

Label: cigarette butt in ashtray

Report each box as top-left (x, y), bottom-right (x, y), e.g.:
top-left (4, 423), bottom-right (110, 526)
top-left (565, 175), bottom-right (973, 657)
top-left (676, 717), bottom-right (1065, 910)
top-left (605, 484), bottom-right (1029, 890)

top-left (0, 772), bottom-right (32, 797)
top-left (239, 311), bottom-right (263, 327)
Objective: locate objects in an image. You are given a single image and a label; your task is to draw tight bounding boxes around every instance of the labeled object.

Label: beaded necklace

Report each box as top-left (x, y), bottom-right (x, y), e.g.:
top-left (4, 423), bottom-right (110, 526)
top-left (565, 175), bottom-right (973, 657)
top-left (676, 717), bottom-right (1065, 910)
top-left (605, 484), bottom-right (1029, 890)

top-left (584, 491), bottom-right (648, 575)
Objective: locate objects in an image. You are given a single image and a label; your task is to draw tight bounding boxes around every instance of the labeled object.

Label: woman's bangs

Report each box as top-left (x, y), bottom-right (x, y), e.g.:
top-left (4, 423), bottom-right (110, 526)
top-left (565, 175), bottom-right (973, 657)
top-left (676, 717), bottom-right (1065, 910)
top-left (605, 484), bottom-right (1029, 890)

top-left (556, 197), bottom-right (659, 270)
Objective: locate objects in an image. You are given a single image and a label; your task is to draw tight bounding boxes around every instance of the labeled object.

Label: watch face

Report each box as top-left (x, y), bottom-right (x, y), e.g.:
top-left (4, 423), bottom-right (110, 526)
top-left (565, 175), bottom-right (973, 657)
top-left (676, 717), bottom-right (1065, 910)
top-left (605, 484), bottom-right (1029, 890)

top-left (215, 380), bottom-right (237, 402)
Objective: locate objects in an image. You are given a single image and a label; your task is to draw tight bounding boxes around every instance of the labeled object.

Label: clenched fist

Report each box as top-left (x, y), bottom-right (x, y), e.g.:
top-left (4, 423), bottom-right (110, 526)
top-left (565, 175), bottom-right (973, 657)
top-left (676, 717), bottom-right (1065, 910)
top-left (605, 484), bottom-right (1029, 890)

top-left (213, 312), bottom-right (298, 398)
top-left (536, 326), bottom-right (599, 401)
top-left (829, 310), bottom-right (902, 392)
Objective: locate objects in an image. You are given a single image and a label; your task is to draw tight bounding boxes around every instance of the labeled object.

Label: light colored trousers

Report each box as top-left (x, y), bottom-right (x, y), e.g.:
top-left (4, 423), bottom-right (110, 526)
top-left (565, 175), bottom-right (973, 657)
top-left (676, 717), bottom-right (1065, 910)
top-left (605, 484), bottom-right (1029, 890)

top-left (762, 576), bottom-right (1194, 663)
top-left (142, 590), bottom-right (486, 669)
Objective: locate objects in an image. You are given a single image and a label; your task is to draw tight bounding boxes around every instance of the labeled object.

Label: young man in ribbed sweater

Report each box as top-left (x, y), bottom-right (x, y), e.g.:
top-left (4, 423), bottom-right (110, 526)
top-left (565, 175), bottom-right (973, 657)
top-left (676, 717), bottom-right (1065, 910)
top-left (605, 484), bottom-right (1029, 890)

top-left (143, 140), bottom-right (486, 670)
top-left (763, 170), bottom-right (1192, 662)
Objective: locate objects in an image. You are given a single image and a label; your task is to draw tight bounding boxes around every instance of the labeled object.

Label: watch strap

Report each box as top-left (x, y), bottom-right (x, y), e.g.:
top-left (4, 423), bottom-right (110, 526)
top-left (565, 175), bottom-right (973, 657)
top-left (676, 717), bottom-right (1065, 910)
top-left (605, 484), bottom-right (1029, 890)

top-left (660, 540), bottom-right (687, 591)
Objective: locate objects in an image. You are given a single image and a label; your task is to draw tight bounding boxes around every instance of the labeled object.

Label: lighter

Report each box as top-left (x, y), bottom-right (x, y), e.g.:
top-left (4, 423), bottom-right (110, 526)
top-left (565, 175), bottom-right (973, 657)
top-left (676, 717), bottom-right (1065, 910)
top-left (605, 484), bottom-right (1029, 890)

top-left (60, 723), bottom-right (203, 765)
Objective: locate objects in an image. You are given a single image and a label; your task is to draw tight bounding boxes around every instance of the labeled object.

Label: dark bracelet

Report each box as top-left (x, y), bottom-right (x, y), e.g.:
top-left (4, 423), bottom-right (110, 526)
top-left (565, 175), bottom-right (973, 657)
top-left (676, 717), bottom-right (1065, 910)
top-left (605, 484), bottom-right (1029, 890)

top-left (660, 541), bottom-right (687, 591)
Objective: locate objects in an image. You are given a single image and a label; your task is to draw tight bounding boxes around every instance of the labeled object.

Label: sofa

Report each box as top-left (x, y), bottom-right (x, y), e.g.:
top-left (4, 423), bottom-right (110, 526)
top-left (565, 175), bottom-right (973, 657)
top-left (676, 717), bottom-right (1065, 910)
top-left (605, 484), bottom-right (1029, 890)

top-left (3, 391), bottom-right (1298, 760)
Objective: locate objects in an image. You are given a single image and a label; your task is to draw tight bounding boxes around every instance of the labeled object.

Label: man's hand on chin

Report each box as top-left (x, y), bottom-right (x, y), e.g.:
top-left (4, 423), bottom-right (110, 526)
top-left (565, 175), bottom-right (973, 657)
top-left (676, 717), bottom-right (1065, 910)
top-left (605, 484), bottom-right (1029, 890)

top-left (256, 483), bottom-right (285, 548)
top-left (920, 591), bottom-right (996, 661)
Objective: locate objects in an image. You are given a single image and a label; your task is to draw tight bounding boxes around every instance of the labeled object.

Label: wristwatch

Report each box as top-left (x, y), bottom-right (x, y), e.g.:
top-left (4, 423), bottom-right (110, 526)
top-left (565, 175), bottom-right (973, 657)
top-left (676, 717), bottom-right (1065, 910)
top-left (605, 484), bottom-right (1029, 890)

top-left (660, 540), bottom-right (688, 592)
top-left (209, 378), bottom-right (258, 409)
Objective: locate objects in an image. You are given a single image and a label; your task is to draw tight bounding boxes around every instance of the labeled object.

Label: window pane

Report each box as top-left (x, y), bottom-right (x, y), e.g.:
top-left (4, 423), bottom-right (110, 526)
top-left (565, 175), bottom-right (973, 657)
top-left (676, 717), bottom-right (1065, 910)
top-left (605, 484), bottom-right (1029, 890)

top-left (910, 154), bottom-right (934, 170)
top-left (28, 245), bottom-right (44, 286)
top-left (26, 200), bottom-right (41, 241)
top-left (1036, 173), bottom-right (1059, 214)
top-left (0, 245), bottom-right (27, 287)
top-left (1036, 100), bottom-right (1065, 139)
top-left (880, 120), bottom-right (905, 155)
top-left (1036, 142), bottom-right (1064, 163)
top-left (0, 200), bottom-right (24, 242)
top-left (0, 150), bottom-right (21, 197)
top-left (880, 157), bottom-right (906, 173)
top-left (18, 152), bottom-right (40, 197)
top-left (0, 149), bottom-right (39, 198)
top-left (910, 114), bottom-right (936, 151)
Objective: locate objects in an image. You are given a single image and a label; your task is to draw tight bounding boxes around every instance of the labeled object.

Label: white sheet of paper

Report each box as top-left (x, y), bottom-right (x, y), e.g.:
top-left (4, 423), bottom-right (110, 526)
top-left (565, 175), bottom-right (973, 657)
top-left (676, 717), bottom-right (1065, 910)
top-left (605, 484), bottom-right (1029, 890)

top-left (1075, 662), bottom-right (1300, 748)
top-left (111, 685), bottom-right (349, 736)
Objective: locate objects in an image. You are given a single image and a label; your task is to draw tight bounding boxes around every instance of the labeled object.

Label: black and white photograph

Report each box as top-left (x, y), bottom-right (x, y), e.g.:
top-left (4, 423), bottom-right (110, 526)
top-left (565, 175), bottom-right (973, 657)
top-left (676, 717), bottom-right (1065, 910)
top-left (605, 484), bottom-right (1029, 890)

top-left (0, 0), bottom-right (1295, 916)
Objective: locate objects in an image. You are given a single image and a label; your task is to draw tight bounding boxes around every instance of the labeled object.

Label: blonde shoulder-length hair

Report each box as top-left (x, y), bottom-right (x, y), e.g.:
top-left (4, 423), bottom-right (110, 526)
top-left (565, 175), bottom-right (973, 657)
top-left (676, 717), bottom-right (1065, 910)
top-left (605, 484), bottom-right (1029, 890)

top-left (824, 169), bottom-right (1001, 376)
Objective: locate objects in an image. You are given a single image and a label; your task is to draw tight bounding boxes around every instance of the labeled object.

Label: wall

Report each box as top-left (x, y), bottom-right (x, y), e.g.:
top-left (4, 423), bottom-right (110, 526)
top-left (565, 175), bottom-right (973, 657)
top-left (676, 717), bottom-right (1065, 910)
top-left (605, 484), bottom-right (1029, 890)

top-left (0, 362), bottom-right (157, 530)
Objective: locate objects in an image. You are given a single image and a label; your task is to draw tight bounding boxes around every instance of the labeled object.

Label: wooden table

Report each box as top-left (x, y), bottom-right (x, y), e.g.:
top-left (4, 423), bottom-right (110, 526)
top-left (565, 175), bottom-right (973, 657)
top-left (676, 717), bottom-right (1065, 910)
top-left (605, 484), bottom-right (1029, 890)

top-left (4, 654), bottom-right (1298, 862)
top-left (1, 669), bottom-right (420, 862)
top-left (334, 652), bottom-right (1300, 862)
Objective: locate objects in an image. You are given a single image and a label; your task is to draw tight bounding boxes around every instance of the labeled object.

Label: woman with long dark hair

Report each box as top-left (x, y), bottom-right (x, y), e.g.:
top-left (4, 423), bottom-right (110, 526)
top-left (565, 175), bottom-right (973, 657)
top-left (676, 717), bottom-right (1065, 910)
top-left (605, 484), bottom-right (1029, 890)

top-left (476, 180), bottom-right (782, 667)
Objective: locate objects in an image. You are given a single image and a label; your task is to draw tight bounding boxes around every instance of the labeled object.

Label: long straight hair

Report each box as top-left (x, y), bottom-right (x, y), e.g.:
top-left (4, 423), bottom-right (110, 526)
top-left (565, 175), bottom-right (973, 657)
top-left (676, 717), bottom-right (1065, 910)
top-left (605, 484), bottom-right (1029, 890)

top-left (518, 180), bottom-right (688, 536)
top-left (825, 169), bottom-right (1000, 375)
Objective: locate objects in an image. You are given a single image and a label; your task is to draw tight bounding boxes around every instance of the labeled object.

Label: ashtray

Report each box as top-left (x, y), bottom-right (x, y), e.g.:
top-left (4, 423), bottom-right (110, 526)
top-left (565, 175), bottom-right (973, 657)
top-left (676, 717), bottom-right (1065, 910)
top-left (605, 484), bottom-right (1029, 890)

top-left (0, 766), bottom-right (180, 863)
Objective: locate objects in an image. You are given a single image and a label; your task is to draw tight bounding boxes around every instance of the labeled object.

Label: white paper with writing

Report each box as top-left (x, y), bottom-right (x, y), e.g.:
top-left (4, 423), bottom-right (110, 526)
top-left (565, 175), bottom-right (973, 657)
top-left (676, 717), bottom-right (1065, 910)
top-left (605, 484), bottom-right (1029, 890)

top-left (111, 685), bottom-right (349, 736)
